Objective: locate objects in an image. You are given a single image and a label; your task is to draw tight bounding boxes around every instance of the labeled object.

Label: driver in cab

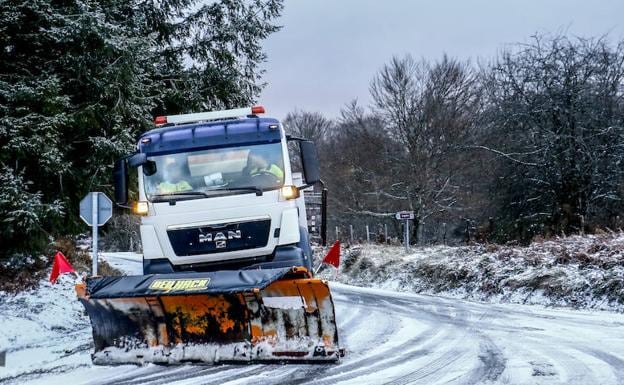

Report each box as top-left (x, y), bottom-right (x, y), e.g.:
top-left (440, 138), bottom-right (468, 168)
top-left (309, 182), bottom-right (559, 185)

top-left (244, 148), bottom-right (284, 182)
top-left (157, 159), bottom-right (193, 194)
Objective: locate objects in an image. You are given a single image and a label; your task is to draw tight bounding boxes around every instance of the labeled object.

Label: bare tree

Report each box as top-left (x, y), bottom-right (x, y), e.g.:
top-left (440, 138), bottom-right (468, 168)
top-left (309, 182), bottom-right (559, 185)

top-left (369, 55), bottom-right (482, 243)
top-left (319, 101), bottom-right (401, 236)
top-left (290, 35), bottom-right (624, 245)
top-left (282, 110), bottom-right (333, 143)
top-left (481, 35), bottom-right (624, 238)
top-left (283, 110), bottom-right (333, 172)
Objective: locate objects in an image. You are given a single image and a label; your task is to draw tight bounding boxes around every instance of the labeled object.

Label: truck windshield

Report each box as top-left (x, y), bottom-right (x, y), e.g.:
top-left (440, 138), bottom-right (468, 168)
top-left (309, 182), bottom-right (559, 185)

top-left (144, 142), bottom-right (285, 201)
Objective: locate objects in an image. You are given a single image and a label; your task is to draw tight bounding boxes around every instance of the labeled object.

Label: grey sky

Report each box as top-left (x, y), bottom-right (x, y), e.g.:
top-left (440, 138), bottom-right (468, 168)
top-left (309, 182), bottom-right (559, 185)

top-left (259, 0), bottom-right (624, 120)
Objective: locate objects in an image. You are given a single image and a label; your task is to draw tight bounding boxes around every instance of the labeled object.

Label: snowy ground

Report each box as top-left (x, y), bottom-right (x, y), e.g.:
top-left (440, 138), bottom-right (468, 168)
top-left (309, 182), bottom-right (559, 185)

top-left (2, 251), bottom-right (624, 384)
top-left (329, 233), bottom-right (624, 312)
top-left (0, 253), bottom-right (143, 385)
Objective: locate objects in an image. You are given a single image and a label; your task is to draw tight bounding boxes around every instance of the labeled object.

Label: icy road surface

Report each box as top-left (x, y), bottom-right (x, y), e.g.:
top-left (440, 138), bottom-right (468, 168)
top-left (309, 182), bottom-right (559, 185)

top-left (2, 253), bottom-right (624, 385)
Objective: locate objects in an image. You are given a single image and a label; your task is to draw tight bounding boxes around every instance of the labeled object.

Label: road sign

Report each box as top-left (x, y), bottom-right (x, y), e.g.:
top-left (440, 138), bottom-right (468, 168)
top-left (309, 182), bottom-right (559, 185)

top-left (80, 192), bottom-right (113, 226)
top-left (80, 192), bottom-right (113, 276)
top-left (395, 210), bottom-right (414, 251)
top-left (395, 211), bottom-right (415, 220)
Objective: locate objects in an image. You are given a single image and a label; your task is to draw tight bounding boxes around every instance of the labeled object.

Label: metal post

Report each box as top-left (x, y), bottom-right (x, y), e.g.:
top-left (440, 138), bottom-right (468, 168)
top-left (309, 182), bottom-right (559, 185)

top-left (366, 225), bottom-right (370, 243)
top-left (91, 192), bottom-right (99, 276)
top-left (384, 223), bottom-right (388, 244)
top-left (405, 219), bottom-right (410, 252)
top-left (320, 188), bottom-right (328, 246)
top-left (580, 215), bottom-right (585, 236)
top-left (350, 224), bottom-right (354, 243)
top-left (335, 226), bottom-right (339, 241)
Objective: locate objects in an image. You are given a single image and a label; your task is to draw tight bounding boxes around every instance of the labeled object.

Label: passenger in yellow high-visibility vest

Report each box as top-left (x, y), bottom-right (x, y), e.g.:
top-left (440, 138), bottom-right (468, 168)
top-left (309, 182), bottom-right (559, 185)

top-left (246, 149), bottom-right (284, 182)
top-left (157, 160), bottom-right (193, 194)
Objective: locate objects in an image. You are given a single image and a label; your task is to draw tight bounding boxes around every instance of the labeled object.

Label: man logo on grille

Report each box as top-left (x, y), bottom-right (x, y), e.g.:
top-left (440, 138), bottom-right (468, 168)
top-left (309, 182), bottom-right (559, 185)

top-left (198, 230), bottom-right (242, 245)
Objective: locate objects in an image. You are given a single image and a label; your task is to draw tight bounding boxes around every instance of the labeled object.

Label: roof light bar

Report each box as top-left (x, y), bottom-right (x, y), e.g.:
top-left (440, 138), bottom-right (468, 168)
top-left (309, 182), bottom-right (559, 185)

top-left (251, 105), bottom-right (265, 114)
top-left (154, 106), bottom-right (265, 126)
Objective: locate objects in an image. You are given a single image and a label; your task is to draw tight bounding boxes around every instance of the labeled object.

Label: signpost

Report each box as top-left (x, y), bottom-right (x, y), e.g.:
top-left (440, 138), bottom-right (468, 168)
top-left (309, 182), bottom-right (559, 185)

top-left (384, 223), bottom-right (388, 244)
top-left (80, 192), bottom-right (113, 275)
top-left (395, 211), bottom-right (415, 252)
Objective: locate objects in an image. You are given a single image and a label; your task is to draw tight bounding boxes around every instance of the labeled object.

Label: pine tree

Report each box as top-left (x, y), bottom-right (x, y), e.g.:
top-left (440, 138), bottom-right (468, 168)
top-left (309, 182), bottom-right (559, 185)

top-left (0, 0), bottom-right (283, 261)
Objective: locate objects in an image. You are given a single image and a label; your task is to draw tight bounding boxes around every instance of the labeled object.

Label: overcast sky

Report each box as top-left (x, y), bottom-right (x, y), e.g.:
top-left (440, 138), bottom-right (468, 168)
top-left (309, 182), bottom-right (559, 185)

top-left (259, 0), bottom-right (624, 120)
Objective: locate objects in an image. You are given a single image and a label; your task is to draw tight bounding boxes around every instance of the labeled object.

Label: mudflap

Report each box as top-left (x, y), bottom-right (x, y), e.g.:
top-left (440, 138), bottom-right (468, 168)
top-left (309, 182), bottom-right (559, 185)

top-left (76, 267), bottom-right (341, 365)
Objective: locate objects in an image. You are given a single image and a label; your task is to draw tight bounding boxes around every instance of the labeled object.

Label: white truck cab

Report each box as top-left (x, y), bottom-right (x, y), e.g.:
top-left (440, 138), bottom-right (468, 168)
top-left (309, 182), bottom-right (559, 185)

top-left (113, 106), bottom-right (324, 274)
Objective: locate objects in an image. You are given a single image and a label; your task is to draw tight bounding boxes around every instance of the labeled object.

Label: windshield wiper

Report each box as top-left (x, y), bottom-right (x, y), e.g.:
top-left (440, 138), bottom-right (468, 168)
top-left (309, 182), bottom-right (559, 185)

top-left (151, 187), bottom-right (263, 202)
top-left (154, 191), bottom-right (209, 197)
top-left (208, 186), bottom-right (263, 196)
top-left (151, 191), bottom-right (209, 202)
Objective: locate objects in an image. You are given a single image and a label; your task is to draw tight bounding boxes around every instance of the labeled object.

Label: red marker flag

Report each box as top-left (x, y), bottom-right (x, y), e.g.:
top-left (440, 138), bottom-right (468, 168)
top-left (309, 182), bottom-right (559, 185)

top-left (321, 241), bottom-right (341, 269)
top-left (49, 252), bottom-right (76, 284)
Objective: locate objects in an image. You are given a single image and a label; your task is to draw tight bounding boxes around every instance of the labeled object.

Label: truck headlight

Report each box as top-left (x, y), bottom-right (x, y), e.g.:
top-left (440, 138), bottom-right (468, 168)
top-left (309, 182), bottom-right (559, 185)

top-left (280, 185), bottom-right (300, 200)
top-left (133, 201), bottom-right (149, 215)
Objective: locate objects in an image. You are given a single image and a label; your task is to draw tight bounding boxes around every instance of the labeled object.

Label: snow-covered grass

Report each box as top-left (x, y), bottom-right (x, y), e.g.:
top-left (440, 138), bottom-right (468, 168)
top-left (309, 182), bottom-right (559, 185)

top-left (0, 252), bottom-right (142, 384)
top-left (0, 274), bottom-right (93, 384)
top-left (322, 233), bottom-right (624, 312)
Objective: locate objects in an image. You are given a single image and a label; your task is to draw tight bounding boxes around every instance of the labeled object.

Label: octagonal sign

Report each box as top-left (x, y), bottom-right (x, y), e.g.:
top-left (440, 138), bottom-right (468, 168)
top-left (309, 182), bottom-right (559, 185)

top-left (80, 192), bottom-right (113, 226)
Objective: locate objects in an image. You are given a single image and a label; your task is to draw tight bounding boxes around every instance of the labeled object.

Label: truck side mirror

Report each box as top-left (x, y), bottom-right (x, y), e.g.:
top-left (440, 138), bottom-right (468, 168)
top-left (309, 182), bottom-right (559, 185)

top-left (128, 153), bottom-right (147, 167)
top-left (113, 158), bottom-right (129, 205)
top-left (299, 140), bottom-right (321, 185)
top-left (127, 152), bottom-right (156, 176)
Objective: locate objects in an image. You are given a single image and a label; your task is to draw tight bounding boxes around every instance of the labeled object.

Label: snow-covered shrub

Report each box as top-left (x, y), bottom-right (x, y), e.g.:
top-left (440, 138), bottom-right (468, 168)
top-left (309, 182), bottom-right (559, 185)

top-left (328, 233), bottom-right (624, 311)
top-left (0, 168), bottom-right (63, 259)
top-left (54, 237), bottom-right (121, 277)
top-left (0, 168), bottom-right (63, 289)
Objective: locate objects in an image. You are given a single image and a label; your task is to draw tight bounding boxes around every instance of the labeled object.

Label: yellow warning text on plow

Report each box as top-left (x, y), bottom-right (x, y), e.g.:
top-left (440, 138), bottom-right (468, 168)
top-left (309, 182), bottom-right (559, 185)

top-left (149, 278), bottom-right (211, 293)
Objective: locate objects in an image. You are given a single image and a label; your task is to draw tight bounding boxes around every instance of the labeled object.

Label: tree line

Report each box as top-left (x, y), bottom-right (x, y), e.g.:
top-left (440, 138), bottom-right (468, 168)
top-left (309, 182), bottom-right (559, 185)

top-left (285, 35), bottom-right (624, 245)
top-left (2, 4), bottom-right (622, 264)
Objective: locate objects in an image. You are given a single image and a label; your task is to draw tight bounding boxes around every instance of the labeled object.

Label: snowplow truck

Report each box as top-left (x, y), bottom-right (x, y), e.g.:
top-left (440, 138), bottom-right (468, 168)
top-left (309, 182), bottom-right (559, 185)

top-left (76, 106), bottom-right (341, 365)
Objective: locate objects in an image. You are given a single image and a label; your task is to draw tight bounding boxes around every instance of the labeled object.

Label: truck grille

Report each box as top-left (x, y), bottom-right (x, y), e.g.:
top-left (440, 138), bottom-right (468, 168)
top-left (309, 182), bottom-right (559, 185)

top-left (167, 219), bottom-right (271, 256)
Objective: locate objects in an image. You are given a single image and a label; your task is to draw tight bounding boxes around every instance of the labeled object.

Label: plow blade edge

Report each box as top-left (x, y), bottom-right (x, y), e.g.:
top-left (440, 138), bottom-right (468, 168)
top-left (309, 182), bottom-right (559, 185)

top-left (76, 267), bottom-right (341, 365)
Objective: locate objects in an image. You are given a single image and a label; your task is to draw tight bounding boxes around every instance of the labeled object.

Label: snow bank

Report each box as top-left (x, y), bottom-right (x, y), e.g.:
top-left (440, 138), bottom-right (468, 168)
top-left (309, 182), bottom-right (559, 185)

top-left (323, 233), bottom-right (624, 311)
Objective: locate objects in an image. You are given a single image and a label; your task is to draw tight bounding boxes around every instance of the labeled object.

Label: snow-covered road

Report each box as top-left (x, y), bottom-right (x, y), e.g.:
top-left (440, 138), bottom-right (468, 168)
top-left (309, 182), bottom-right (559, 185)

top-left (3, 253), bottom-right (624, 384)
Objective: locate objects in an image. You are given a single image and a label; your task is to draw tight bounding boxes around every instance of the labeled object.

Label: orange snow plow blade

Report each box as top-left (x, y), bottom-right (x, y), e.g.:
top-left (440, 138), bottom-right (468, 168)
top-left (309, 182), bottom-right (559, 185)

top-left (76, 267), bottom-right (341, 365)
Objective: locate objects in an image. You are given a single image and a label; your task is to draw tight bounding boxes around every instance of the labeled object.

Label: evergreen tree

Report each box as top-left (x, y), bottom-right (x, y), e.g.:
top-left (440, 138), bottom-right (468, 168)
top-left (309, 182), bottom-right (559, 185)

top-left (0, 0), bottom-right (283, 260)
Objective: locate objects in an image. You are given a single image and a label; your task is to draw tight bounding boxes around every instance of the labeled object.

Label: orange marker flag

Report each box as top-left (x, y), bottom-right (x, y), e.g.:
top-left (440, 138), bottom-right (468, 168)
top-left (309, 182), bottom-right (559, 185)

top-left (49, 252), bottom-right (76, 284)
top-left (321, 240), bottom-right (341, 269)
